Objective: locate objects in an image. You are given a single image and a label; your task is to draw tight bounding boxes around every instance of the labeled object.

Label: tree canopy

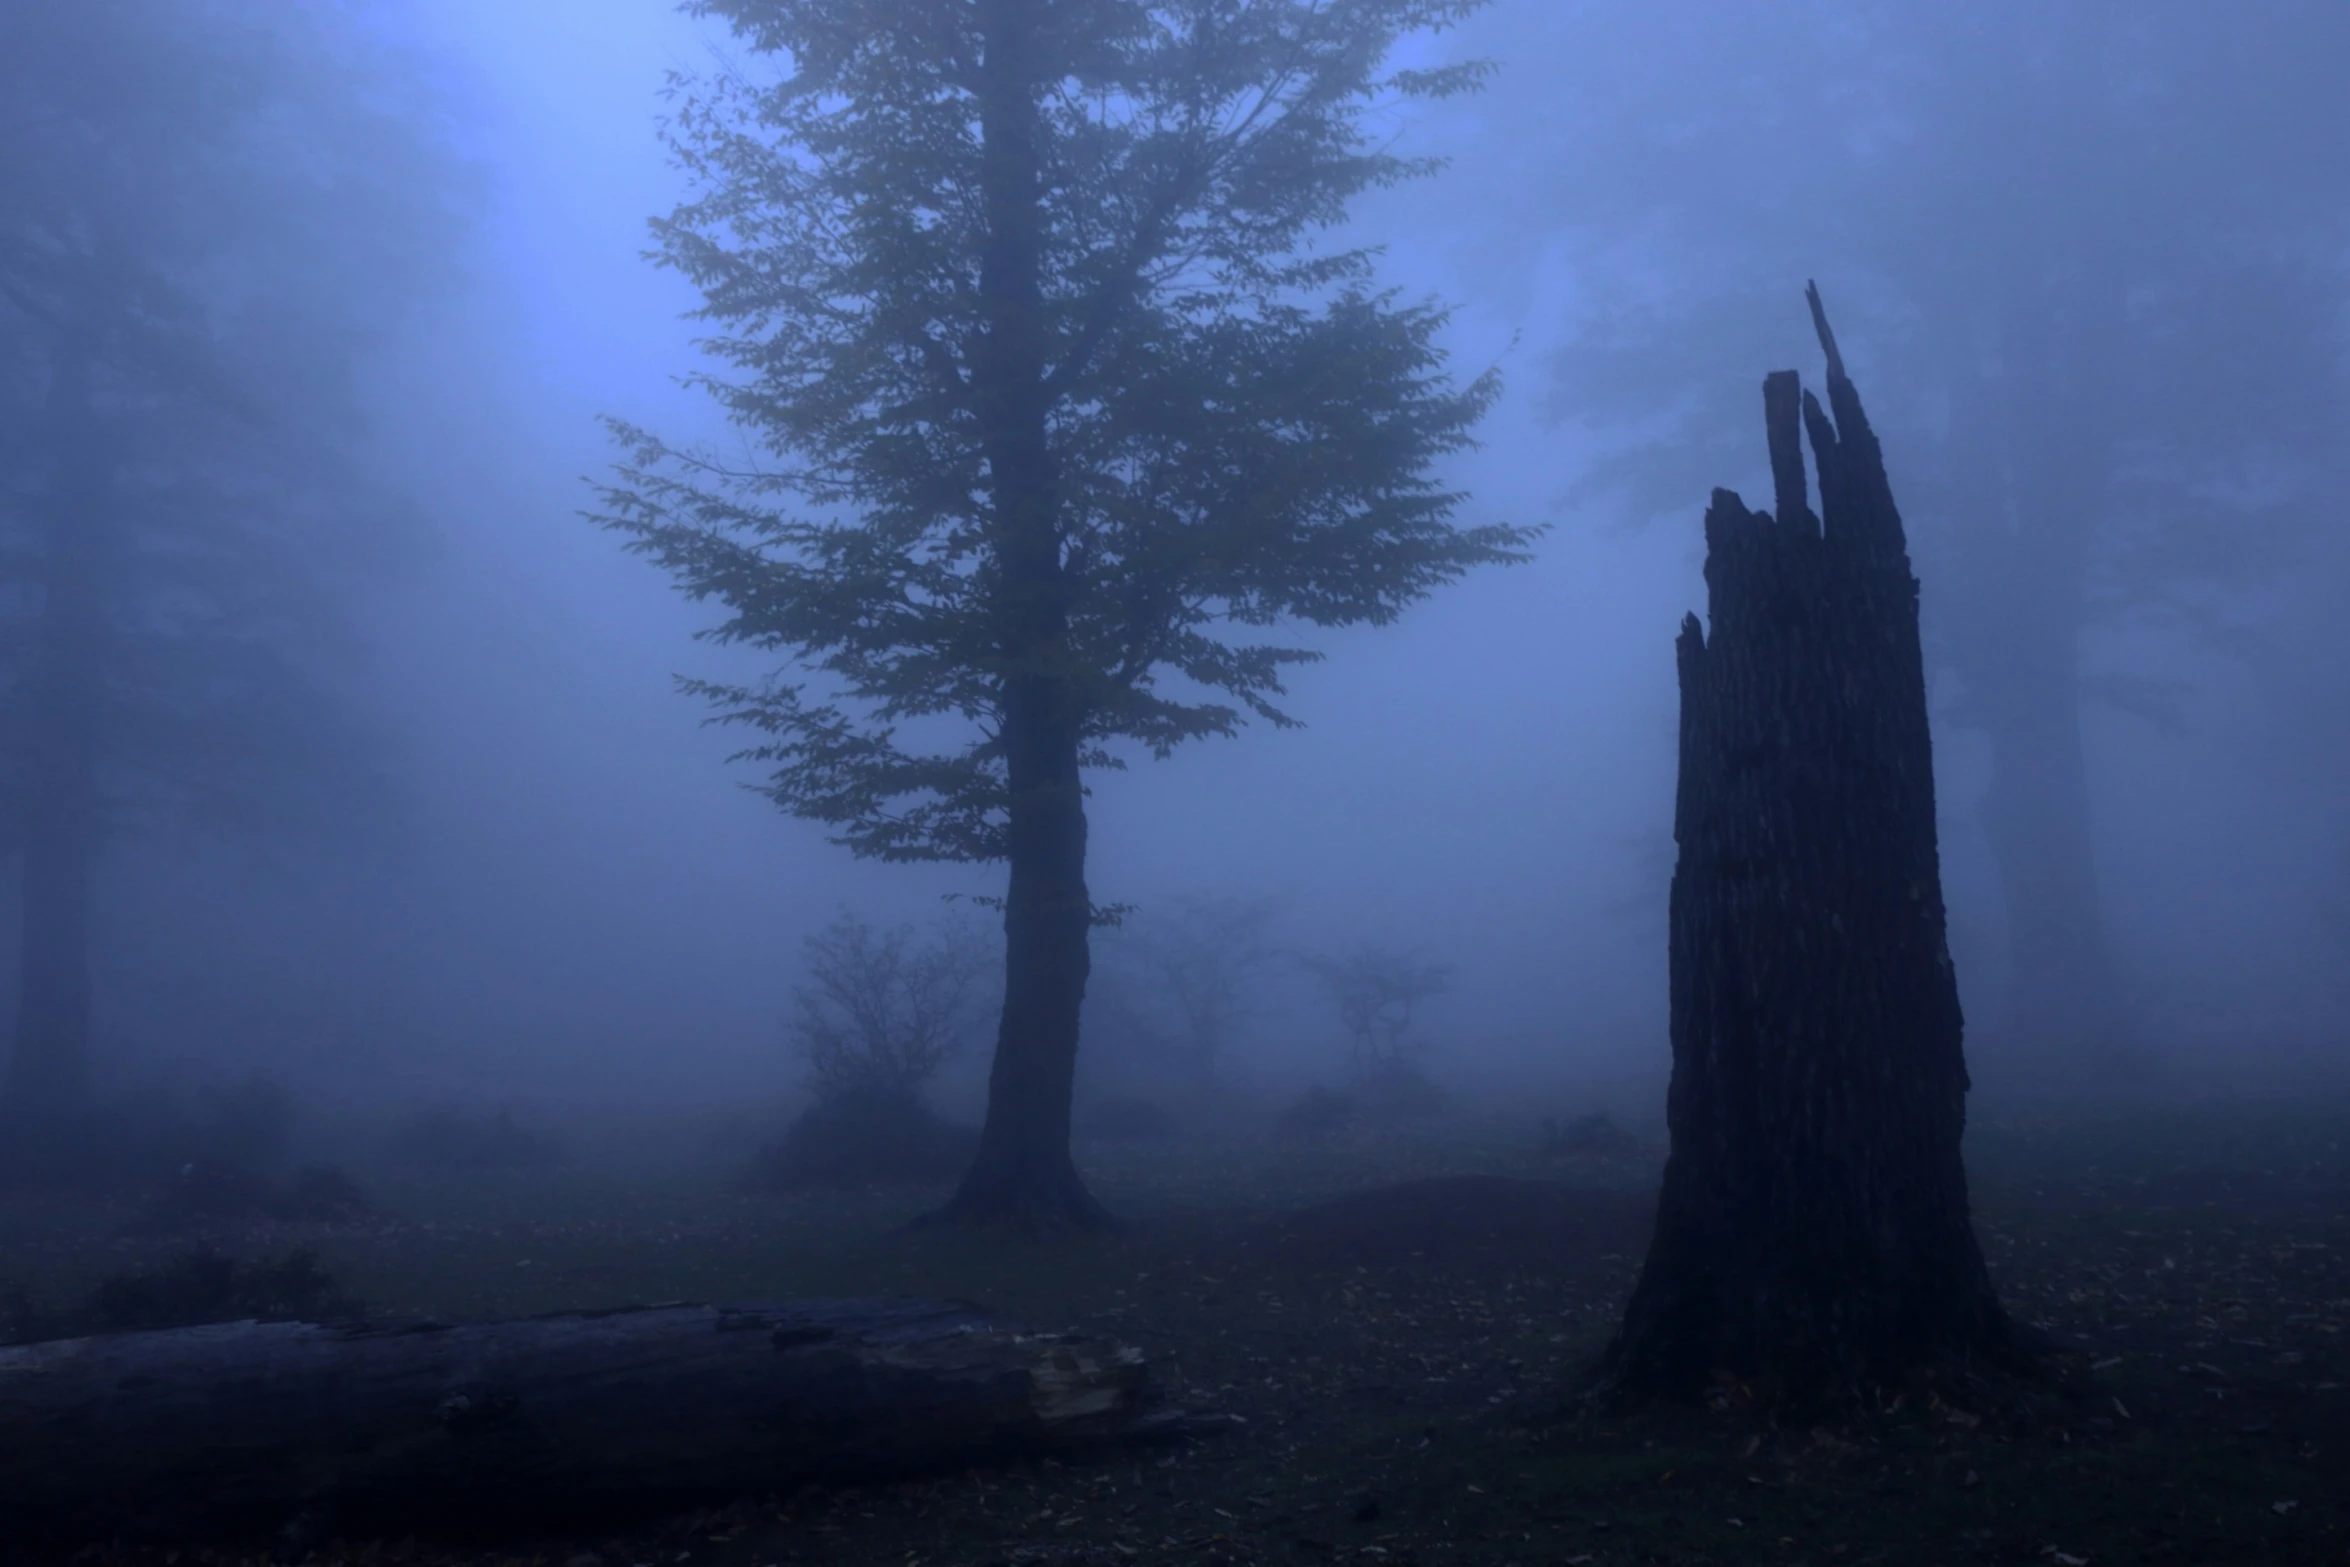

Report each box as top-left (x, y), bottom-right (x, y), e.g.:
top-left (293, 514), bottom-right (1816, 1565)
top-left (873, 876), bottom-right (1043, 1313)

top-left (601, 0), bottom-right (1531, 1228)
top-left (600, 0), bottom-right (1531, 866)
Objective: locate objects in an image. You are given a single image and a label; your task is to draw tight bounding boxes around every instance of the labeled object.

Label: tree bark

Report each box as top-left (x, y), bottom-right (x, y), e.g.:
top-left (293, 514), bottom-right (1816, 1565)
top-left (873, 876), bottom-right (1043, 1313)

top-left (932, 671), bottom-right (1110, 1232)
top-left (1593, 286), bottom-right (2026, 1411)
top-left (1933, 328), bottom-right (2136, 1087)
top-left (0, 1298), bottom-right (1182, 1544)
top-left (3, 325), bottom-right (105, 1152)
top-left (924, 0), bottom-right (1112, 1231)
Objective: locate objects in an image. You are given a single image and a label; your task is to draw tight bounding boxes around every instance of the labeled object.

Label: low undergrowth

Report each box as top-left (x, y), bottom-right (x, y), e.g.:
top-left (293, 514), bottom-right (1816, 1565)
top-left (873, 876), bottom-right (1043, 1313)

top-left (0, 1095), bottom-right (2342, 1565)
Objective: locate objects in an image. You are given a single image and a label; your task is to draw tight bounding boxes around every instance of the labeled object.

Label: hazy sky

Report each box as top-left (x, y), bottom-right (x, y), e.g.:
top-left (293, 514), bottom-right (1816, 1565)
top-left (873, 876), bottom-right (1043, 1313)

top-left (82, 0), bottom-right (2345, 1114)
top-left (256, 0), bottom-right (1695, 1110)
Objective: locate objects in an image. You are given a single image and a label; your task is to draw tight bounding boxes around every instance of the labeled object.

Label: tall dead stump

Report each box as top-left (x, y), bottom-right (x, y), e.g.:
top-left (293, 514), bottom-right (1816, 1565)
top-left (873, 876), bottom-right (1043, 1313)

top-left (1594, 285), bottom-right (2027, 1410)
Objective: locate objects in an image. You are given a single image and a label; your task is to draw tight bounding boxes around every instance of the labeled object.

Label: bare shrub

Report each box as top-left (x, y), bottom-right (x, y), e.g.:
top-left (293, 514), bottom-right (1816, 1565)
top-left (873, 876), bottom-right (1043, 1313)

top-left (1301, 944), bottom-right (1452, 1079)
top-left (1125, 896), bottom-right (1282, 1096)
top-left (793, 912), bottom-right (989, 1100)
top-left (83, 1247), bottom-right (361, 1332)
top-left (3, 1248), bottom-right (362, 1345)
top-left (745, 913), bottom-right (991, 1190)
top-left (1300, 945), bottom-right (1454, 1123)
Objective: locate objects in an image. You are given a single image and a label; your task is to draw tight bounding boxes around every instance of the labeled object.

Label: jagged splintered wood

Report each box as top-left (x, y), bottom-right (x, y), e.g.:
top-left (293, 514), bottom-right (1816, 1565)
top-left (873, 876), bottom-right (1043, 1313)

top-left (1593, 284), bottom-right (2030, 1409)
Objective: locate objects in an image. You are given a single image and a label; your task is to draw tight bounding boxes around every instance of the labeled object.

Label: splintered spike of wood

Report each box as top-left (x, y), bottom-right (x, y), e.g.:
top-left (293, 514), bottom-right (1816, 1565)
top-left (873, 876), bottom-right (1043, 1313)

top-left (1805, 279), bottom-right (1846, 384)
top-left (1762, 370), bottom-right (1811, 534)
top-left (1801, 388), bottom-right (1838, 477)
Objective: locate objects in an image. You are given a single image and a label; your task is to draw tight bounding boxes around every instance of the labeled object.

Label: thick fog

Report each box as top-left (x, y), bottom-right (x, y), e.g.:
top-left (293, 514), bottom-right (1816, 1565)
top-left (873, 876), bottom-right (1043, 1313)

top-left (5, 0), bottom-right (2345, 1132)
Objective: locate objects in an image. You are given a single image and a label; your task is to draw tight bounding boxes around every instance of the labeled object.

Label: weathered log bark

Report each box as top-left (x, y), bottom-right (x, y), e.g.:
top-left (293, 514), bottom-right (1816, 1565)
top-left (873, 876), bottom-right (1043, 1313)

top-left (0, 1298), bottom-right (1181, 1544)
top-left (1592, 284), bottom-right (2029, 1411)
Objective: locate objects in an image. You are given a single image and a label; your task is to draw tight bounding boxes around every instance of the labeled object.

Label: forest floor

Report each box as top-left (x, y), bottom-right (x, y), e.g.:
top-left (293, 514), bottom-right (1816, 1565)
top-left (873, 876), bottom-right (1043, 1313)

top-left (2, 1094), bottom-right (2347, 1566)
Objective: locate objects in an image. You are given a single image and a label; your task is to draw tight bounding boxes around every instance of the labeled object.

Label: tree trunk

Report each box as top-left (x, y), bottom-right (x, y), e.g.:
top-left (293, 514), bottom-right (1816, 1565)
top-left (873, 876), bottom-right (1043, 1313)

top-left (1933, 322), bottom-right (2135, 1087)
top-left (931, 672), bottom-right (1112, 1232)
top-left (3, 328), bottom-right (105, 1156)
top-left (1972, 644), bottom-right (2133, 1084)
top-left (0, 1298), bottom-right (1184, 1545)
top-left (1948, 522), bottom-right (2135, 1086)
top-left (924, 0), bottom-right (1112, 1231)
top-left (1592, 287), bottom-right (2026, 1411)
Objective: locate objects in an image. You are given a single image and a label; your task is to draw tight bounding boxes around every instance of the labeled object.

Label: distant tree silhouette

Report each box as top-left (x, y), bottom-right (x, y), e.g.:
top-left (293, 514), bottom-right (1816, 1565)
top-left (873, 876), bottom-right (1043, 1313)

top-left (600, 0), bottom-right (1533, 1230)
top-left (0, 0), bottom-right (461, 1165)
top-left (1425, 0), bottom-right (2350, 1084)
top-left (1125, 895), bottom-right (1283, 1098)
top-left (1302, 943), bottom-right (1452, 1081)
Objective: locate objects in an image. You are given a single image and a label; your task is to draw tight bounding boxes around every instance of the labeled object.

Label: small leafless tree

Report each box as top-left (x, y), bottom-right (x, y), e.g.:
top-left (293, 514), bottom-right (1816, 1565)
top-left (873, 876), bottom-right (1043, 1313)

top-left (792, 913), bottom-right (989, 1101)
top-left (1129, 896), bottom-right (1283, 1095)
top-left (1300, 944), bottom-right (1452, 1079)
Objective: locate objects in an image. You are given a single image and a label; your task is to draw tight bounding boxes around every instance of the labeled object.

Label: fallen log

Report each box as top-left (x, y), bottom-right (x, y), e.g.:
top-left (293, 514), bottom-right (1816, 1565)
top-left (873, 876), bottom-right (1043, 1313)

top-left (0, 1297), bottom-right (1185, 1543)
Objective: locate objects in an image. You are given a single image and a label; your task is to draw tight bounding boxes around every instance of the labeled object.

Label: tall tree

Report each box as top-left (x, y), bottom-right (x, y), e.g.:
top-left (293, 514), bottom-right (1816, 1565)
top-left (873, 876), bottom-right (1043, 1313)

top-left (1421, 0), bottom-right (2350, 1083)
top-left (0, 0), bottom-right (460, 1162)
top-left (602, 0), bottom-right (1530, 1231)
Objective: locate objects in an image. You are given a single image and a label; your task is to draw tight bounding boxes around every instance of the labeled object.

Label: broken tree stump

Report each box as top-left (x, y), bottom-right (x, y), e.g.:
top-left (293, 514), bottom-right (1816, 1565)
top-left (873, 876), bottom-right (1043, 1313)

top-left (1592, 283), bottom-right (2029, 1411)
top-left (0, 1297), bottom-right (1185, 1543)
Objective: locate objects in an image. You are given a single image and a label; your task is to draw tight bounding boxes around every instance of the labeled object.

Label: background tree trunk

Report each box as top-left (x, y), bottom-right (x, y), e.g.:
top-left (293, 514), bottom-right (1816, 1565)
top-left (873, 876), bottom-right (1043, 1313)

top-left (0, 1298), bottom-right (1181, 1545)
top-left (1932, 322), bottom-right (2136, 1087)
top-left (1594, 289), bottom-right (2025, 1410)
top-left (1971, 646), bottom-right (2133, 1081)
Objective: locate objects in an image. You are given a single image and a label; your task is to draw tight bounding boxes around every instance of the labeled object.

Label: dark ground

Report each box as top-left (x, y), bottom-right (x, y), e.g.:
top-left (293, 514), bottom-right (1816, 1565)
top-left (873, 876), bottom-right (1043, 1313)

top-left (2, 1095), bottom-right (2345, 1566)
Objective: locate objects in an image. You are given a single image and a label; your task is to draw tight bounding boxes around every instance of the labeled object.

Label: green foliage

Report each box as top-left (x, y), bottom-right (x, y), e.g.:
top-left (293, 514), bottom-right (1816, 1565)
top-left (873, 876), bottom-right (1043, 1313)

top-left (598, 0), bottom-right (1535, 863)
